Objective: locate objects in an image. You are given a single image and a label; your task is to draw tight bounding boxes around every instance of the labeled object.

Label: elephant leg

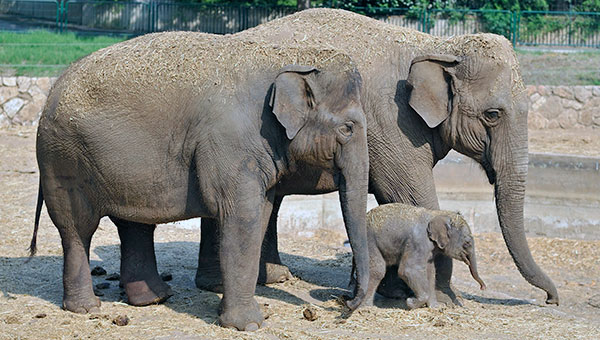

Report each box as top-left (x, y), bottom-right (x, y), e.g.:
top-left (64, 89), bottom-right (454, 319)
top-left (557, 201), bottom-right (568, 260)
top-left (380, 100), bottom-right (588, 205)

top-left (218, 186), bottom-right (273, 331)
top-left (361, 248), bottom-right (386, 308)
top-left (46, 182), bottom-right (101, 314)
top-left (195, 217), bottom-right (223, 292)
top-left (111, 217), bottom-right (173, 306)
top-left (258, 195), bottom-right (293, 284)
top-left (434, 253), bottom-right (462, 306)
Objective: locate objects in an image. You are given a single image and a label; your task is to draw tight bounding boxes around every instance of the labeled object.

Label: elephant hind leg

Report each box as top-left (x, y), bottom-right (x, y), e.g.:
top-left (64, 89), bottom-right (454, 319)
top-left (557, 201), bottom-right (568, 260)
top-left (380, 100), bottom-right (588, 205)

top-left (44, 181), bottom-right (101, 314)
top-left (111, 217), bottom-right (173, 306)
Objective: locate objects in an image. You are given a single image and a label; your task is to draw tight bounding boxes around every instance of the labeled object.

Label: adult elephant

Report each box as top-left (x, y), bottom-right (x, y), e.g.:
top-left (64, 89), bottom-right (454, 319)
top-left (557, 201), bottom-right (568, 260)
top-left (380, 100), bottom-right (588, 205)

top-left (193, 9), bottom-right (558, 305)
top-left (31, 32), bottom-right (371, 330)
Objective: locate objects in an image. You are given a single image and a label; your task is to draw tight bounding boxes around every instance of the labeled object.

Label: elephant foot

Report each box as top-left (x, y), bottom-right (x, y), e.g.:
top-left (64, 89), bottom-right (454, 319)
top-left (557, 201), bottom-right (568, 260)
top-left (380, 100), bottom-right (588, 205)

top-left (259, 263), bottom-right (293, 284)
top-left (435, 284), bottom-right (463, 307)
top-left (125, 279), bottom-right (173, 306)
top-left (195, 264), bottom-right (223, 293)
top-left (63, 295), bottom-right (101, 314)
top-left (218, 298), bottom-right (264, 331)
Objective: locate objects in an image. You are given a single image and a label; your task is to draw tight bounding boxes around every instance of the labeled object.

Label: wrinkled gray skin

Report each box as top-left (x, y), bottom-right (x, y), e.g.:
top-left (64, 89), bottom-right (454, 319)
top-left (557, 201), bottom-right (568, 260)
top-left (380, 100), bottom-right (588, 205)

top-left (121, 9), bottom-right (558, 306)
top-left (189, 9), bottom-right (559, 306)
top-left (356, 203), bottom-right (486, 309)
top-left (31, 33), bottom-right (371, 331)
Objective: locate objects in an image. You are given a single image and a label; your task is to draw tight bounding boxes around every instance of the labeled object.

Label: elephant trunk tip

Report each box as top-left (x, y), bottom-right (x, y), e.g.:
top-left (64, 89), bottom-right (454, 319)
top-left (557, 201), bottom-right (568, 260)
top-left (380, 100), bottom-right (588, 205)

top-left (546, 293), bottom-right (559, 306)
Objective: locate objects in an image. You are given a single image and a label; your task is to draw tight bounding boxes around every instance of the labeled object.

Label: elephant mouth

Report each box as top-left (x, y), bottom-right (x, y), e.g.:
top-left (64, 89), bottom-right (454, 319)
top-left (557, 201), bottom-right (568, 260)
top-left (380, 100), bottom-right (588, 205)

top-left (480, 143), bottom-right (496, 185)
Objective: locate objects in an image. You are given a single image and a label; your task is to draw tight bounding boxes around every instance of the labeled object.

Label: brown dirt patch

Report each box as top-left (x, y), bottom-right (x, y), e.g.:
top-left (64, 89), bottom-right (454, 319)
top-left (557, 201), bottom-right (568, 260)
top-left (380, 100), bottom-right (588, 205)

top-left (1, 126), bottom-right (599, 339)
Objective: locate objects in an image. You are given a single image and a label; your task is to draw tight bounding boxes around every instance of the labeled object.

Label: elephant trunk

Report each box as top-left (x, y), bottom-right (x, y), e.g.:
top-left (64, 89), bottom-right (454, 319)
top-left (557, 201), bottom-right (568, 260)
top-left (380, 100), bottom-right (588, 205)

top-left (466, 251), bottom-right (486, 290)
top-left (337, 134), bottom-right (369, 310)
top-left (492, 128), bottom-right (559, 305)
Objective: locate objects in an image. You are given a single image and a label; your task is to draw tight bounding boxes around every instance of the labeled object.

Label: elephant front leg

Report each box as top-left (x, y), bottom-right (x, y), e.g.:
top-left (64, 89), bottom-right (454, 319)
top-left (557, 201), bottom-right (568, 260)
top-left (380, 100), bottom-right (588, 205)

top-left (218, 188), bottom-right (273, 331)
top-left (112, 218), bottom-right (173, 306)
top-left (434, 253), bottom-right (462, 307)
top-left (258, 195), bottom-right (293, 284)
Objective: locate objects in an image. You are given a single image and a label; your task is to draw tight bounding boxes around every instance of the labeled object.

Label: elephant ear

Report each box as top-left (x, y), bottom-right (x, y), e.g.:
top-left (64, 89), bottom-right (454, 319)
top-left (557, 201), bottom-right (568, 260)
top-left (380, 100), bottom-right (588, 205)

top-left (427, 215), bottom-right (451, 250)
top-left (270, 65), bottom-right (318, 140)
top-left (407, 55), bottom-right (460, 128)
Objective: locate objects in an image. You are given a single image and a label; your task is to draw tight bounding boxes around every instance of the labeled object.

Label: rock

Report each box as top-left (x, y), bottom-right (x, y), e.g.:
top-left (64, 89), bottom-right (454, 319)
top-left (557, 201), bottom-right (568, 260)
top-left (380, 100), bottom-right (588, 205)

top-left (589, 294), bottom-right (600, 308)
top-left (528, 112), bottom-right (548, 130)
top-left (91, 266), bottom-right (107, 276)
top-left (2, 77), bottom-right (16, 87)
top-left (592, 86), bottom-right (600, 97)
top-left (579, 109), bottom-right (593, 126)
top-left (36, 77), bottom-right (53, 95)
top-left (557, 110), bottom-right (578, 129)
top-left (0, 86), bottom-right (19, 105)
top-left (95, 282), bottom-right (110, 290)
top-left (562, 98), bottom-right (582, 110)
top-left (3, 98), bottom-right (25, 118)
top-left (553, 86), bottom-right (573, 99)
top-left (112, 315), bottom-right (130, 326)
top-left (14, 100), bottom-right (43, 125)
top-left (106, 273), bottom-right (120, 281)
top-left (537, 85), bottom-right (550, 97)
top-left (530, 95), bottom-right (546, 112)
top-left (161, 272), bottom-right (173, 282)
top-left (537, 96), bottom-right (562, 120)
top-left (0, 113), bottom-right (10, 127)
top-left (302, 305), bottom-right (318, 321)
top-left (574, 86), bottom-right (592, 103)
top-left (17, 77), bottom-right (31, 93)
top-left (526, 85), bottom-right (537, 96)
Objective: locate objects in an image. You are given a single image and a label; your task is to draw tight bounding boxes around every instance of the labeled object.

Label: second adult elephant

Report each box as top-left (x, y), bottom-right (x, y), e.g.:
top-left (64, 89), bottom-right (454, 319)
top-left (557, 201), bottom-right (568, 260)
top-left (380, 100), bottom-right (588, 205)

top-left (212, 9), bottom-right (557, 304)
top-left (31, 32), bottom-right (371, 331)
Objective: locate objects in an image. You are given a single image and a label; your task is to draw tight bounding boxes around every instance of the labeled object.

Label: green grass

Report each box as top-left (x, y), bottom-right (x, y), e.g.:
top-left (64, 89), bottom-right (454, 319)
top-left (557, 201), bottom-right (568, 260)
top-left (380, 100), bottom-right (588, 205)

top-left (0, 30), bottom-right (127, 76)
top-left (2, 30), bottom-right (600, 85)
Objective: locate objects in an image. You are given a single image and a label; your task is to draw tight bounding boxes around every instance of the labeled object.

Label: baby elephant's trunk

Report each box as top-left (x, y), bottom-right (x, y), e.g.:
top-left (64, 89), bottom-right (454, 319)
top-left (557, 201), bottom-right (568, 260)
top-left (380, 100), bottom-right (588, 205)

top-left (466, 252), bottom-right (486, 290)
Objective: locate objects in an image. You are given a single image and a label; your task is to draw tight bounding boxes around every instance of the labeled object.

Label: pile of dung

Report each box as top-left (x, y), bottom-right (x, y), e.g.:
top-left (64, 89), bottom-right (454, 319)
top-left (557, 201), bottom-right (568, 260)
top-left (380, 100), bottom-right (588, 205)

top-left (55, 31), bottom-right (356, 116)
top-left (238, 8), bottom-right (524, 95)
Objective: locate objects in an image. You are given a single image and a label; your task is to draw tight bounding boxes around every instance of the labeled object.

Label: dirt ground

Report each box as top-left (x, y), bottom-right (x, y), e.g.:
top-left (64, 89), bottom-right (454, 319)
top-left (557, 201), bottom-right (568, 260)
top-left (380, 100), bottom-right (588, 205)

top-left (1, 126), bottom-right (599, 339)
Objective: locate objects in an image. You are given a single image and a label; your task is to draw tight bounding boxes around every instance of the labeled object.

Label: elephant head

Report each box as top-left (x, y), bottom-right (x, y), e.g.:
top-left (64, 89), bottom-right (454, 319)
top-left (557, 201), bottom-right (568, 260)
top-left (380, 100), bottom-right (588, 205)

top-left (407, 36), bottom-right (558, 304)
top-left (428, 215), bottom-right (486, 290)
top-left (270, 65), bottom-right (369, 309)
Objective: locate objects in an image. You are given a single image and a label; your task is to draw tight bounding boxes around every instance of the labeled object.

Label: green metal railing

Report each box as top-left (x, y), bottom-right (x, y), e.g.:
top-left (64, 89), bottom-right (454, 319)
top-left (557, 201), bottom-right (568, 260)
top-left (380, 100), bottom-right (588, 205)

top-left (2, 1), bottom-right (600, 48)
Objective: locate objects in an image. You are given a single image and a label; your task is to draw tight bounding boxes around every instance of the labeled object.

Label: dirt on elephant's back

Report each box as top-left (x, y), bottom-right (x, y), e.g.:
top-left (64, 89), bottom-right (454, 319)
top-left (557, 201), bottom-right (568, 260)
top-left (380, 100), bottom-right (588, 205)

top-left (1, 126), bottom-right (599, 339)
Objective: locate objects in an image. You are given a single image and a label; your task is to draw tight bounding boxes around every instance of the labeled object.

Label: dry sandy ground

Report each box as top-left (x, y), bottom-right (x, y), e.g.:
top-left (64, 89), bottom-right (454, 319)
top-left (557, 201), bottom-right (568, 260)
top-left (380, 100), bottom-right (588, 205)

top-left (1, 126), bottom-right (599, 339)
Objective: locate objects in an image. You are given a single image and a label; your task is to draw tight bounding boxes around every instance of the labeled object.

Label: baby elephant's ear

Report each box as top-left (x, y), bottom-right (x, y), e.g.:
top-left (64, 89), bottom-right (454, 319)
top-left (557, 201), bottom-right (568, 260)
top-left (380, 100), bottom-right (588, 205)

top-left (427, 216), bottom-right (450, 250)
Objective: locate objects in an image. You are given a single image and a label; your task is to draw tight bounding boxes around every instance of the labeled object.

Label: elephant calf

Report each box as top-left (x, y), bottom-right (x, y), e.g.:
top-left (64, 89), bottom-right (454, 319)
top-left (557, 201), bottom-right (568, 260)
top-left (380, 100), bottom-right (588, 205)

top-left (356, 203), bottom-right (486, 309)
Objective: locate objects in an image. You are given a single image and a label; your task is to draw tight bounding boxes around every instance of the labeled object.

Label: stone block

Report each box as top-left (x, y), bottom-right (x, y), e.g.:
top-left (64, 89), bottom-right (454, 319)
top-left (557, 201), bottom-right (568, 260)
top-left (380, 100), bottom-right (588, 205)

top-left (0, 86), bottom-right (19, 105)
top-left (3, 97), bottom-right (25, 118)
top-left (573, 86), bottom-right (592, 103)
top-left (2, 77), bottom-right (16, 87)
top-left (537, 96), bottom-right (562, 120)
top-left (579, 109), bottom-right (594, 127)
top-left (15, 100), bottom-right (43, 124)
top-left (36, 77), bottom-right (53, 95)
top-left (17, 76), bottom-right (31, 93)
top-left (592, 86), bottom-right (600, 97)
top-left (562, 98), bottom-right (583, 110)
top-left (557, 110), bottom-right (578, 129)
top-left (528, 111), bottom-right (548, 130)
top-left (553, 86), bottom-right (573, 99)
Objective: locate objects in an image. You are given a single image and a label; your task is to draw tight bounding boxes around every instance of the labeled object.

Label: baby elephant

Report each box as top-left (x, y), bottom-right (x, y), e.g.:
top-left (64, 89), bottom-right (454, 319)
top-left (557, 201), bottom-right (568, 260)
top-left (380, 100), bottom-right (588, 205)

top-left (356, 203), bottom-right (486, 309)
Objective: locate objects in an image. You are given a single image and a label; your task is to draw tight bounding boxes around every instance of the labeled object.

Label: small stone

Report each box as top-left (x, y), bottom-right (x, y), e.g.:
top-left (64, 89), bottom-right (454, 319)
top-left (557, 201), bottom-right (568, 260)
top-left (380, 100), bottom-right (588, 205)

top-left (2, 77), bottom-right (16, 87)
top-left (112, 315), bottom-right (129, 326)
top-left (96, 282), bottom-right (110, 290)
top-left (561, 98), bottom-right (582, 110)
top-left (34, 313), bottom-right (47, 319)
top-left (106, 273), bottom-right (120, 281)
top-left (574, 86), bottom-right (592, 103)
top-left (17, 76), bottom-right (31, 92)
top-left (557, 110), bottom-right (578, 129)
top-left (302, 306), bottom-right (318, 321)
top-left (3, 98), bottom-right (25, 118)
top-left (91, 266), bottom-right (107, 276)
top-left (161, 272), bottom-right (173, 282)
top-left (553, 86), bottom-right (573, 99)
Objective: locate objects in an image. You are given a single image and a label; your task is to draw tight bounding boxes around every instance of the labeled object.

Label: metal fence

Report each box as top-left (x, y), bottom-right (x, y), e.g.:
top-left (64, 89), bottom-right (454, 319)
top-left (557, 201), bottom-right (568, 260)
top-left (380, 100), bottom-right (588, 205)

top-left (2, 1), bottom-right (600, 48)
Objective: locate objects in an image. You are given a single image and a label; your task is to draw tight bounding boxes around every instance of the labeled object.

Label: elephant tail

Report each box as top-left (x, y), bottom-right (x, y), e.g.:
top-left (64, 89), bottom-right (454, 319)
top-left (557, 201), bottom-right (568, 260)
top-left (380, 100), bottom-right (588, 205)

top-left (28, 180), bottom-right (44, 258)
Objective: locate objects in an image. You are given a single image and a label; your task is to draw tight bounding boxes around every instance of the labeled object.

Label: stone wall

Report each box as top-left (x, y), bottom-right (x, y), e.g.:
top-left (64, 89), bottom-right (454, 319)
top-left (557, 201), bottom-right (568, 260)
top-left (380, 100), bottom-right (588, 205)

top-left (1, 77), bottom-right (599, 130)
top-left (0, 77), bottom-right (55, 127)
top-left (528, 85), bottom-right (600, 129)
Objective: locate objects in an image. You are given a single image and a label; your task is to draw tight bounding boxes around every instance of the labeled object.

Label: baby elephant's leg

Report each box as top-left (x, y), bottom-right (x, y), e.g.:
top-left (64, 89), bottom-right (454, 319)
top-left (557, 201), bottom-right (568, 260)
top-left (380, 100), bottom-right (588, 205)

top-left (398, 254), bottom-right (431, 310)
top-left (426, 261), bottom-right (439, 308)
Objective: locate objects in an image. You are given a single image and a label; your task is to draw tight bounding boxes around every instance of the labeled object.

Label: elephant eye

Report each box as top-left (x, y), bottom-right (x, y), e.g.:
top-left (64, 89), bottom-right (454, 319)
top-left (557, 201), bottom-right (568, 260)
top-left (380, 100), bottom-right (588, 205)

top-left (484, 109), bottom-right (500, 121)
top-left (337, 122), bottom-right (354, 137)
